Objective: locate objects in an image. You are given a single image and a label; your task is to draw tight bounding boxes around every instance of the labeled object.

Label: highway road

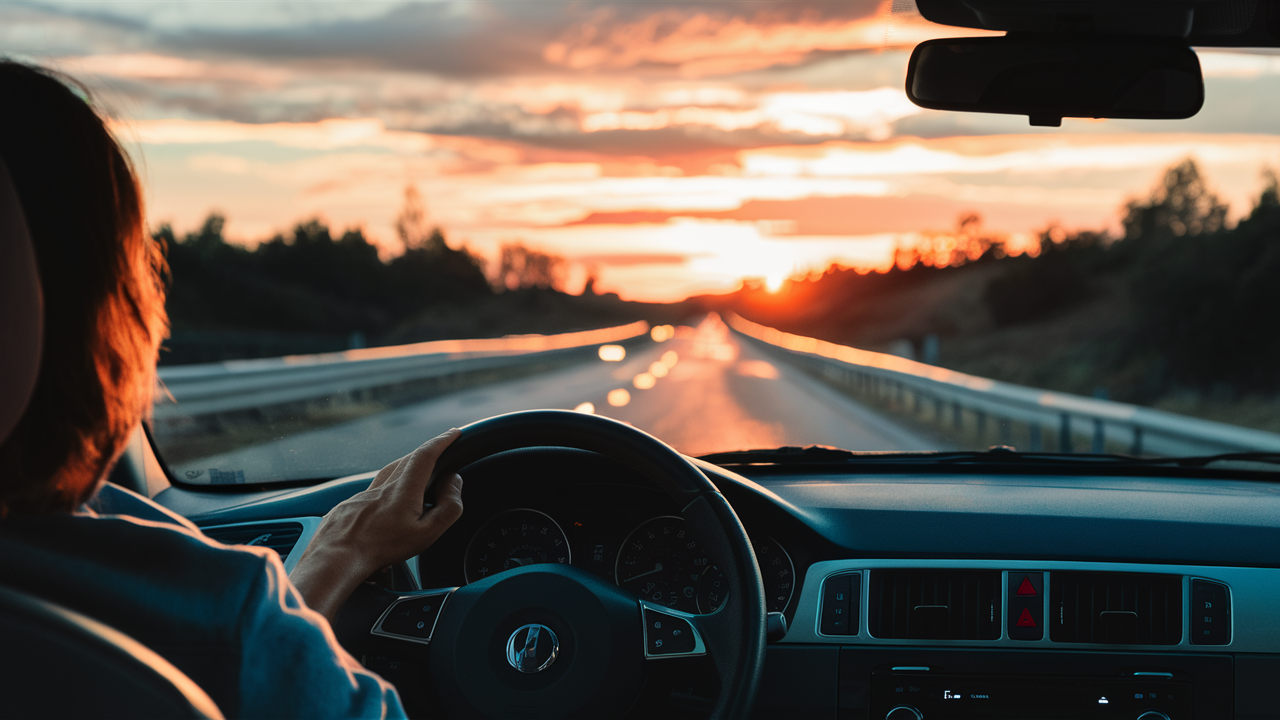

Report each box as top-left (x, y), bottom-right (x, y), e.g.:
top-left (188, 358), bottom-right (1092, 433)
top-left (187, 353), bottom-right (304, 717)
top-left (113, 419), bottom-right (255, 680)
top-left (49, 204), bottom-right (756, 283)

top-left (168, 316), bottom-right (939, 484)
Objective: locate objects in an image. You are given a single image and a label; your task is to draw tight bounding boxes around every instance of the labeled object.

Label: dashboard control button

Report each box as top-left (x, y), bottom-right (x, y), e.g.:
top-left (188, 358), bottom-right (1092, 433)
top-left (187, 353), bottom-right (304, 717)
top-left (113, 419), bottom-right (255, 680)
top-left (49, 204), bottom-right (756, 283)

top-left (1190, 579), bottom-right (1230, 645)
top-left (884, 706), bottom-right (923, 720)
top-left (820, 572), bottom-right (859, 636)
top-left (1015, 575), bottom-right (1037, 597)
top-left (1136, 712), bottom-right (1171, 720)
top-left (1007, 572), bottom-right (1043, 640)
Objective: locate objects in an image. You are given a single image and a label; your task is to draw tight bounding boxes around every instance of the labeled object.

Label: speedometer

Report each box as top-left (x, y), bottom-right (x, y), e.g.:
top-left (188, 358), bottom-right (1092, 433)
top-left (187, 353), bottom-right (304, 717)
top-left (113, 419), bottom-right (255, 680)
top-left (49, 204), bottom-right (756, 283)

top-left (615, 516), bottom-right (710, 613)
top-left (463, 508), bottom-right (571, 583)
top-left (696, 536), bottom-right (796, 614)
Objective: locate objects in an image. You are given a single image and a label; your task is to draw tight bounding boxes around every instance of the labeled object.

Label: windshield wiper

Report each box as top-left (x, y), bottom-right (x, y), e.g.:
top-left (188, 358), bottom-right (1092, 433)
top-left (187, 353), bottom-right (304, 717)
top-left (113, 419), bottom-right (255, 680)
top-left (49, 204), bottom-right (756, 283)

top-left (697, 446), bottom-right (1280, 473)
top-left (1145, 452), bottom-right (1280, 469)
top-left (697, 445), bottom-right (1142, 465)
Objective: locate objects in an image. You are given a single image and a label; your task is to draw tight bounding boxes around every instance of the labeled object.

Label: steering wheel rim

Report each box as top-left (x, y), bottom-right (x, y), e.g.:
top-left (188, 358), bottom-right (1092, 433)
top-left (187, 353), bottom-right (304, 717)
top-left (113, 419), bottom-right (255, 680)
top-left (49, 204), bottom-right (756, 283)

top-left (428, 409), bottom-right (767, 719)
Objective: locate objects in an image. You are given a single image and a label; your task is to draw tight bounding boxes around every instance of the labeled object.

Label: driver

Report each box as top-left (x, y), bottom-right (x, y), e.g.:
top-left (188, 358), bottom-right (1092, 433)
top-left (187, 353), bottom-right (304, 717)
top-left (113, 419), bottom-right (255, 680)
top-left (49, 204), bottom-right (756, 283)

top-left (0, 61), bottom-right (463, 718)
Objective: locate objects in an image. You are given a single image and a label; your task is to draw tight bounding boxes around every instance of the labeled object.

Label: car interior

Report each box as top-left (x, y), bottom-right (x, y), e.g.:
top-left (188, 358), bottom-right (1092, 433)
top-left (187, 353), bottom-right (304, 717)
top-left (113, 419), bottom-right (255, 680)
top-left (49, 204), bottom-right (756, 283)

top-left (5, 2), bottom-right (1280, 719)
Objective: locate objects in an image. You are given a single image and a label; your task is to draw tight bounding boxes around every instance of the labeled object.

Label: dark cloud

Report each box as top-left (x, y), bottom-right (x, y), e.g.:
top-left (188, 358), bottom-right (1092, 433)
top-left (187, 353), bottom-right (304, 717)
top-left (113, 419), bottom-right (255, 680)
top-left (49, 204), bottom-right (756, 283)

top-left (163, 3), bottom-right (558, 78)
top-left (0, 3), bottom-right (147, 56)
top-left (15, 1), bottom-right (889, 78)
top-left (446, 125), bottom-right (822, 158)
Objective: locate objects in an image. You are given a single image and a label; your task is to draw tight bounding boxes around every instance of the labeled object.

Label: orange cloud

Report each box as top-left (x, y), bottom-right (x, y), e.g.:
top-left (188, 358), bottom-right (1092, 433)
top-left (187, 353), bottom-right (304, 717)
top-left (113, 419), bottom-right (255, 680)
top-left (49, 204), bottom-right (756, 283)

top-left (542, 2), bottom-right (992, 77)
top-left (739, 134), bottom-right (1280, 178)
top-left (578, 87), bottom-right (921, 140)
top-left (59, 52), bottom-right (292, 85)
top-left (567, 194), bottom-right (1108, 237)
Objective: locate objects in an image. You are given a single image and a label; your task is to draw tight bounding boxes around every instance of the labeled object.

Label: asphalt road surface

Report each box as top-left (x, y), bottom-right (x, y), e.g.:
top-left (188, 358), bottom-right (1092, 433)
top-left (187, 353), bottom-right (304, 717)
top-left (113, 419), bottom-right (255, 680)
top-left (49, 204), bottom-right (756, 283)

top-left (171, 316), bottom-right (938, 483)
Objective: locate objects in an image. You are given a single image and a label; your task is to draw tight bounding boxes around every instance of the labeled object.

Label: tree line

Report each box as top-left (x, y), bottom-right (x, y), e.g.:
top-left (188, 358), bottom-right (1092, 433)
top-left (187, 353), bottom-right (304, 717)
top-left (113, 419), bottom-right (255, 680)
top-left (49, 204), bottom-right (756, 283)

top-left (734, 159), bottom-right (1280, 402)
top-left (157, 187), bottom-right (586, 363)
top-left (986, 160), bottom-right (1280, 398)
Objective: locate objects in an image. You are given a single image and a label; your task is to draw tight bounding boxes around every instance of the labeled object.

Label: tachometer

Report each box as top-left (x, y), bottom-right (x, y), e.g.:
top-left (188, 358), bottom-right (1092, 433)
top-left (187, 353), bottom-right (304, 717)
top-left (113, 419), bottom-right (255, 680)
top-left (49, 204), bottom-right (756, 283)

top-left (463, 508), bottom-right (571, 583)
top-left (696, 536), bottom-right (796, 614)
top-left (615, 516), bottom-right (711, 613)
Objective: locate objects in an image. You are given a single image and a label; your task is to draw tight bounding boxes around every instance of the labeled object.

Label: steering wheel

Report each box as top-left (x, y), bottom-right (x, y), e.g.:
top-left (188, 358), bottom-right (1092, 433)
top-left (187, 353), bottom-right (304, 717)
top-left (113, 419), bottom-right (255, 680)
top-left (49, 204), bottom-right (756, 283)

top-left (341, 410), bottom-right (767, 719)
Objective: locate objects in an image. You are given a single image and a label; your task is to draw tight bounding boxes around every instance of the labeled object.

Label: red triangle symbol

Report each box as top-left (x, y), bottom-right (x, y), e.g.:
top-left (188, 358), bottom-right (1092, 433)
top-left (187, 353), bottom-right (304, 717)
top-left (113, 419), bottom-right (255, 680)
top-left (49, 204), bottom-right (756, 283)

top-left (1016, 576), bottom-right (1037, 597)
top-left (1017, 608), bottom-right (1037, 627)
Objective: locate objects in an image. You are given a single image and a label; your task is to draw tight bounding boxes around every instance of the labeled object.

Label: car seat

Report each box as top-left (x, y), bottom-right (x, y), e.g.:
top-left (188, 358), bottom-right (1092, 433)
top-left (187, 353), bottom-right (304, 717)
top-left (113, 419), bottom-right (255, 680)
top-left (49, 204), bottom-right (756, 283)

top-left (0, 155), bottom-right (222, 719)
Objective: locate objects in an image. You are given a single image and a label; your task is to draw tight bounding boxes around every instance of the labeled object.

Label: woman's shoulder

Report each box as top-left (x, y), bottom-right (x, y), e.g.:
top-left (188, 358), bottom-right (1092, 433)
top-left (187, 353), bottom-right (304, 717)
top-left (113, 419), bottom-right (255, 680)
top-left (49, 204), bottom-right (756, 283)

top-left (0, 484), bottom-right (284, 630)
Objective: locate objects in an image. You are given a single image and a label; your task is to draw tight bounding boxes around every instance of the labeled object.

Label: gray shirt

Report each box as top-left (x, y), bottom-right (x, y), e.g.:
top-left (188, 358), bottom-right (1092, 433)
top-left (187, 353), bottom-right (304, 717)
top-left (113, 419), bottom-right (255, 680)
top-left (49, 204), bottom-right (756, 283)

top-left (0, 483), bottom-right (407, 719)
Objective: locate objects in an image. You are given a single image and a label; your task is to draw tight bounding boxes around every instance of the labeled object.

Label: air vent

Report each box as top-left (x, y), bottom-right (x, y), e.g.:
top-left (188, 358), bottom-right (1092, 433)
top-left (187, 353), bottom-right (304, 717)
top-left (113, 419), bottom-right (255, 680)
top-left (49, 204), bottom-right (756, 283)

top-left (1049, 572), bottom-right (1182, 645)
top-left (868, 569), bottom-right (1001, 640)
top-left (202, 522), bottom-right (304, 558)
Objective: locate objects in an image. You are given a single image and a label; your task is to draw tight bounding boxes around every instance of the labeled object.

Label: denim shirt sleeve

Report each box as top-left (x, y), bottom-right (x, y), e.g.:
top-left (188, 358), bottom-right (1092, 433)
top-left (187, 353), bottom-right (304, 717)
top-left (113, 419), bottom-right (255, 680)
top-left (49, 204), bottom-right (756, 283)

top-left (88, 483), bottom-right (406, 719)
top-left (235, 550), bottom-right (408, 720)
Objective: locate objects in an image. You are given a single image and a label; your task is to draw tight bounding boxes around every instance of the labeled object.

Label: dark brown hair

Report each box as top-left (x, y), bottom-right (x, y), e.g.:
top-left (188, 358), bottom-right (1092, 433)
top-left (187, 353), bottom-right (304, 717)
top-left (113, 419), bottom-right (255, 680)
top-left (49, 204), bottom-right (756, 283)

top-left (0, 61), bottom-right (168, 515)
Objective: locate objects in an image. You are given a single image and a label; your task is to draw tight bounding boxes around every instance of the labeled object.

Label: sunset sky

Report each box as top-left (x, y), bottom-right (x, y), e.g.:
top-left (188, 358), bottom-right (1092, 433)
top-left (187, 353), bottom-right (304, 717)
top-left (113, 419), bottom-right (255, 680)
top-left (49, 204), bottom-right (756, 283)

top-left (6, 1), bottom-right (1280, 301)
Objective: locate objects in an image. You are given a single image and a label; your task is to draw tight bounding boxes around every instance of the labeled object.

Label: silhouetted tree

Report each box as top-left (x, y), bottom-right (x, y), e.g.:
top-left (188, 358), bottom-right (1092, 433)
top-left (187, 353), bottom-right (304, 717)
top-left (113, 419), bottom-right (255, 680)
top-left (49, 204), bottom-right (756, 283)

top-left (495, 243), bottom-right (565, 291)
top-left (1121, 159), bottom-right (1229, 245)
top-left (983, 227), bottom-right (1104, 327)
top-left (395, 185), bottom-right (443, 253)
top-left (1129, 166), bottom-right (1280, 395)
top-left (893, 212), bottom-right (1007, 269)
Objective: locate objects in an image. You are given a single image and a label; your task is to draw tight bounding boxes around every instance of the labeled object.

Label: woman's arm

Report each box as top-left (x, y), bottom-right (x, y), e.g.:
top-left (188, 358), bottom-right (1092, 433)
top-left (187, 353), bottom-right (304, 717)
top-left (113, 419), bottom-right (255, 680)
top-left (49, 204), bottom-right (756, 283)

top-left (289, 429), bottom-right (465, 623)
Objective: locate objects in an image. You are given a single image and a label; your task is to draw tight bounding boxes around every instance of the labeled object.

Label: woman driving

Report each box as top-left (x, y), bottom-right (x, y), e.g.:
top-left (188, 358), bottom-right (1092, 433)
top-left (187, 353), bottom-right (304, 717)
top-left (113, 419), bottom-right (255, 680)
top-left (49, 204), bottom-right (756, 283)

top-left (0, 60), bottom-right (462, 719)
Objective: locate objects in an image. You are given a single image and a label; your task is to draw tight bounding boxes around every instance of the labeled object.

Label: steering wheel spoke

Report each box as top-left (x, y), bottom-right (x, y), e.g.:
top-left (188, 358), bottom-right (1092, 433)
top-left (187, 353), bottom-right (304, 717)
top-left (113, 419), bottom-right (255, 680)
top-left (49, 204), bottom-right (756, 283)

top-left (369, 588), bottom-right (458, 646)
top-left (641, 601), bottom-right (708, 659)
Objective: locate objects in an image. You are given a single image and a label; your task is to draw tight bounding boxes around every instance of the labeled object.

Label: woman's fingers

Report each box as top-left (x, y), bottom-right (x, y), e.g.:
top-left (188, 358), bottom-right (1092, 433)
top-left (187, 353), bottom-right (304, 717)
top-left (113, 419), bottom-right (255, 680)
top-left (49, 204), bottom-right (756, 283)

top-left (413, 473), bottom-right (464, 551)
top-left (368, 453), bottom-right (409, 490)
top-left (390, 428), bottom-right (461, 500)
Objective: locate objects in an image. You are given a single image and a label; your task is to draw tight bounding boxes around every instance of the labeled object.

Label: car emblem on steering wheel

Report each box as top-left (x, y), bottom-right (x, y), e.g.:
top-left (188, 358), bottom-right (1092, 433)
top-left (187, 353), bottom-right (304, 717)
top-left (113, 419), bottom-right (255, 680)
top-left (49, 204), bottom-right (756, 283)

top-left (505, 623), bottom-right (559, 673)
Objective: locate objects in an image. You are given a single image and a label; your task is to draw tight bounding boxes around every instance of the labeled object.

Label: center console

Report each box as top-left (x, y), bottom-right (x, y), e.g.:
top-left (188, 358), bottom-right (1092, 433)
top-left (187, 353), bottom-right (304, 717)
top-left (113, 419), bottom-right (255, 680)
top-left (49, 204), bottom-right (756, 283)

top-left (856, 649), bottom-right (1229, 719)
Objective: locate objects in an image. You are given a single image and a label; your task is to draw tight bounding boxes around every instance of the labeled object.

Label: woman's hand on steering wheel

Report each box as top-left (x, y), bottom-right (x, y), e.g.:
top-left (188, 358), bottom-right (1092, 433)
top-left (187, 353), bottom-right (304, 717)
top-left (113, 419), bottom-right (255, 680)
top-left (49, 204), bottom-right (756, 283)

top-left (289, 429), bottom-right (466, 622)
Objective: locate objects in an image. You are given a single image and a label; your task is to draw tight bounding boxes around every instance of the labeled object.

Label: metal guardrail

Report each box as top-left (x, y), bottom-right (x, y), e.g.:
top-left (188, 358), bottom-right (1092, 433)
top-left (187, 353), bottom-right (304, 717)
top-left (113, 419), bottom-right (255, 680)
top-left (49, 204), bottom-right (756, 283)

top-left (728, 314), bottom-right (1280, 457)
top-left (155, 321), bottom-right (651, 419)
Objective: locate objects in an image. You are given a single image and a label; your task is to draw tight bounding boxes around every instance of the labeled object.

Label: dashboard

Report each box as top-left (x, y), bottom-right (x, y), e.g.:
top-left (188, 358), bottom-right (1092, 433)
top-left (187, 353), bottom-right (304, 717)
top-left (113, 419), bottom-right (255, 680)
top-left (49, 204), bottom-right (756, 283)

top-left (155, 446), bottom-right (1280, 719)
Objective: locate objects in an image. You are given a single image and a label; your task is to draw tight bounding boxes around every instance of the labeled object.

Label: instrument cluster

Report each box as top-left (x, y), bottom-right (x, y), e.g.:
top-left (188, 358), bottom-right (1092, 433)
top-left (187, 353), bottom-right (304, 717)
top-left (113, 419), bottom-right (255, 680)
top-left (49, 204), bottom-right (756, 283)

top-left (459, 507), bottom-right (796, 615)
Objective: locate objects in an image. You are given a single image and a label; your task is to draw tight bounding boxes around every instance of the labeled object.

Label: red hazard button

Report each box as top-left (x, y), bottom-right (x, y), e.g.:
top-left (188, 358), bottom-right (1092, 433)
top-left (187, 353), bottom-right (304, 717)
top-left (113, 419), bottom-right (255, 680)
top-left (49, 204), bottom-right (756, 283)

top-left (1016, 607), bottom-right (1037, 627)
top-left (1016, 576), bottom-right (1037, 597)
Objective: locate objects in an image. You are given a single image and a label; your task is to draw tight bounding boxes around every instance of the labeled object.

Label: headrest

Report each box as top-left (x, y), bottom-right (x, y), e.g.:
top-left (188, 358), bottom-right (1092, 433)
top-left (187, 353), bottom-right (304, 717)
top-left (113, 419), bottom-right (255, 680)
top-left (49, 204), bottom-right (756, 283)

top-left (0, 155), bottom-right (43, 445)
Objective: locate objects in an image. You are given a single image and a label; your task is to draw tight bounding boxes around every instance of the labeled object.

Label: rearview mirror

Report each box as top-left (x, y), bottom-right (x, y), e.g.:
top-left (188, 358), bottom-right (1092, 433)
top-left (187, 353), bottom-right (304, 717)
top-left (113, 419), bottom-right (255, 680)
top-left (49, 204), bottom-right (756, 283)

top-left (906, 36), bottom-right (1204, 126)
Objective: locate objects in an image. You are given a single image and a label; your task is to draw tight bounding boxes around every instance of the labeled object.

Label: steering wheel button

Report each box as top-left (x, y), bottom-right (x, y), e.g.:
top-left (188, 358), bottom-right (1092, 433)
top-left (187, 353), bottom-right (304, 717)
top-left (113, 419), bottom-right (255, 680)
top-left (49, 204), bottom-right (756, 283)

top-left (643, 609), bottom-right (698, 655)
top-left (376, 593), bottom-right (449, 641)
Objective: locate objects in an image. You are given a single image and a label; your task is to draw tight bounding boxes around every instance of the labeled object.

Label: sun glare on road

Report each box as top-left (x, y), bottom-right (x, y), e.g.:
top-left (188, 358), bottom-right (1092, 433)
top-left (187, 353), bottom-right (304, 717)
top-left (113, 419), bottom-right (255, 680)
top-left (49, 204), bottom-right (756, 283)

top-left (689, 314), bottom-right (739, 362)
top-left (736, 360), bottom-right (780, 379)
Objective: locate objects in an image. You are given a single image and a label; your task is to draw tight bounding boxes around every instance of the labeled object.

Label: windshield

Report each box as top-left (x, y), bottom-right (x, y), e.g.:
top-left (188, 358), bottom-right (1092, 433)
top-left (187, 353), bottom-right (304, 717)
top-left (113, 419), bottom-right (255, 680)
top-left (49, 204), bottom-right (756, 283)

top-left (14, 2), bottom-right (1280, 484)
